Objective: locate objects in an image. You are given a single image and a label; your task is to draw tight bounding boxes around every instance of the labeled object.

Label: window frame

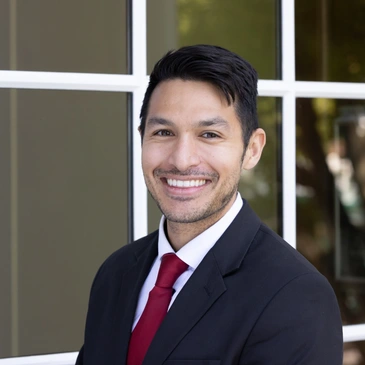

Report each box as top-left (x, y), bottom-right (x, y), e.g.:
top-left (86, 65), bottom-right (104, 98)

top-left (1, 0), bottom-right (364, 363)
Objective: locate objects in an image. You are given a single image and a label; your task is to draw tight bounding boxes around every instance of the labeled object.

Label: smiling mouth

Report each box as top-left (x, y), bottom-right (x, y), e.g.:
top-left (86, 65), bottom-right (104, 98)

top-left (166, 179), bottom-right (207, 188)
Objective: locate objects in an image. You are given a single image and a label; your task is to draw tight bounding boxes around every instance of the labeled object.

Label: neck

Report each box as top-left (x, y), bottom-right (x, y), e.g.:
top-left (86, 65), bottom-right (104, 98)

top-left (166, 220), bottom-right (210, 251)
top-left (165, 194), bottom-right (237, 251)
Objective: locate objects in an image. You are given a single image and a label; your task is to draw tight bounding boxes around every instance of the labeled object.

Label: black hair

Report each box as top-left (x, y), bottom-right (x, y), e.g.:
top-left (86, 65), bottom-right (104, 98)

top-left (139, 44), bottom-right (258, 148)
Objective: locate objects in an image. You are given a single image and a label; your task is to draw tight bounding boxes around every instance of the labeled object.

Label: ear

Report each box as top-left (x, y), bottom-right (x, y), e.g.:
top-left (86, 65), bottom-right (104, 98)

top-left (241, 128), bottom-right (266, 170)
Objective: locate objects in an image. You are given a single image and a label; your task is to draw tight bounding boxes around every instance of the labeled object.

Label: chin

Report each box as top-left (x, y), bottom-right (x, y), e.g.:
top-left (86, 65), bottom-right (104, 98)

top-left (163, 209), bottom-right (215, 225)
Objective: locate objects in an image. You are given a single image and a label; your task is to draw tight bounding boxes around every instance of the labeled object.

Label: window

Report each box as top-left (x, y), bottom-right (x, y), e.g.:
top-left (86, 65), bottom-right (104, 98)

top-left (1, 0), bottom-right (365, 363)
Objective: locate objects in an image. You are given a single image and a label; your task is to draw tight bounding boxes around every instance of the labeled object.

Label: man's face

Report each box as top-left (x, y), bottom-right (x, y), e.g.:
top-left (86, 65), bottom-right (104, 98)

top-left (141, 79), bottom-right (263, 226)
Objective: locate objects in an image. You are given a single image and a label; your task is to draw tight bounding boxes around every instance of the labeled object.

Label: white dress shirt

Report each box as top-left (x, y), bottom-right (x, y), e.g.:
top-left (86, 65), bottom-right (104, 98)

top-left (132, 193), bottom-right (243, 330)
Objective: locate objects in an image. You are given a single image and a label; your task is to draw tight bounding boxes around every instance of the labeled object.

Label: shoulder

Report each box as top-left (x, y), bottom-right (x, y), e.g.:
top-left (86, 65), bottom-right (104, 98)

top-left (104, 230), bottom-right (158, 267)
top-left (251, 223), bottom-right (320, 277)
top-left (239, 225), bottom-right (343, 363)
top-left (233, 221), bottom-right (336, 308)
top-left (90, 230), bottom-right (158, 289)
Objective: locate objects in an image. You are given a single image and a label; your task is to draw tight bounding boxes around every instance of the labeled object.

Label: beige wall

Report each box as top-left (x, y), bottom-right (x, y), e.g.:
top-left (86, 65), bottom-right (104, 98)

top-left (0, 91), bottom-right (12, 356)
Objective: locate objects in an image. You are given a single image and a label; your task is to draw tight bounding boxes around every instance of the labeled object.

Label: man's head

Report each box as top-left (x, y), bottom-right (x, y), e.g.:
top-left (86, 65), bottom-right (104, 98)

top-left (140, 45), bottom-right (265, 242)
top-left (140, 44), bottom-right (258, 150)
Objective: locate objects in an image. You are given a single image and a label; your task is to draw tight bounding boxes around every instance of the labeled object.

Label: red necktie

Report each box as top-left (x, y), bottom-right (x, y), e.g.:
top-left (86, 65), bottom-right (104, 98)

top-left (127, 253), bottom-right (188, 365)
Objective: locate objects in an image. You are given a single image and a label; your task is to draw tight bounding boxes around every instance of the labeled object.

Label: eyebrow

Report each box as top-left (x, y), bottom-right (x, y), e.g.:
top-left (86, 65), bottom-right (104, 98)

top-left (146, 117), bottom-right (174, 128)
top-left (197, 117), bottom-right (230, 129)
top-left (146, 116), bottom-right (230, 129)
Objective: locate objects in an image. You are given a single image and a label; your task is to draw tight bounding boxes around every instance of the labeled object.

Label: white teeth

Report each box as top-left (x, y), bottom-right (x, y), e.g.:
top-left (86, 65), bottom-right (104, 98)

top-left (167, 179), bottom-right (206, 187)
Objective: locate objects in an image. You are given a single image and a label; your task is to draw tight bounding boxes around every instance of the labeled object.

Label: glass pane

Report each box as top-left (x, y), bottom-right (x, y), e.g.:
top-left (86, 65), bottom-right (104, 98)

top-left (239, 98), bottom-right (281, 232)
top-left (0, 89), bottom-right (129, 358)
top-left (147, 0), bottom-right (279, 79)
top-left (0, 1), bottom-right (10, 69)
top-left (296, 98), bottom-right (365, 325)
top-left (0, 0), bottom-right (127, 73)
top-left (0, 90), bottom-right (12, 356)
top-left (344, 342), bottom-right (365, 365)
top-left (296, 1), bottom-right (365, 82)
top-left (148, 97), bottom-right (282, 234)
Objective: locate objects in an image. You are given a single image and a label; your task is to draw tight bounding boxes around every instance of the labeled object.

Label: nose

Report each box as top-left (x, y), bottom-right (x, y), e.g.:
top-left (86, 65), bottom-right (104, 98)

top-left (167, 136), bottom-right (200, 172)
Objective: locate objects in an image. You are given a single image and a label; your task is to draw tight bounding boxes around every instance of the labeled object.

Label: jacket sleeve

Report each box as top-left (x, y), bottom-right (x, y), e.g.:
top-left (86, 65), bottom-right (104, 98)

top-left (74, 259), bottom-right (106, 365)
top-left (240, 272), bottom-right (343, 365)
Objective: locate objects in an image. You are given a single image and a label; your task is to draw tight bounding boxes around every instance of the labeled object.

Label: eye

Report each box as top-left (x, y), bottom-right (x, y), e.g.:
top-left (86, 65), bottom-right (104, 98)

top-left (154, 129), bottom-right (173, 136)
top-left (202, 132), bottom-right (219, 138)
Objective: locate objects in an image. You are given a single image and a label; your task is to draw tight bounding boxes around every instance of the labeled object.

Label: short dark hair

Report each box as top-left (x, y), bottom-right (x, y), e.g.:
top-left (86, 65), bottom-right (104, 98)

top-left (139, 44), bottom-right (258, 148)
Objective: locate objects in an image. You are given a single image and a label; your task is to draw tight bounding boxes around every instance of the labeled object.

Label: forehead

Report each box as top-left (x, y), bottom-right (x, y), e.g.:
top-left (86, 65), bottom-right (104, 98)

top-left (146, 79), bottom-right (240, 129)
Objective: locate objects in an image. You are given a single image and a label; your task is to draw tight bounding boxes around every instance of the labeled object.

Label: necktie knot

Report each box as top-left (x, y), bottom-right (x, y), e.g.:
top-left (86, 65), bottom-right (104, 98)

top-left (156, 253), bottom-right (189, 288)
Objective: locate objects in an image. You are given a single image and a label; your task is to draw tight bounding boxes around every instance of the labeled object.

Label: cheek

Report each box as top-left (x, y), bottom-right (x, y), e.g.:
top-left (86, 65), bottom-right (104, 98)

top-left (142, 144), bottom-right (166, 171)
top-left (204, 146), bottom-right (243, 169)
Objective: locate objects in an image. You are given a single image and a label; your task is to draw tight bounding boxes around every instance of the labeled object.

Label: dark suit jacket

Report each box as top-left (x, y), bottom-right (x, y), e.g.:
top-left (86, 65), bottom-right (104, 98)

top-left (76, 201), bottom-right (343, 364)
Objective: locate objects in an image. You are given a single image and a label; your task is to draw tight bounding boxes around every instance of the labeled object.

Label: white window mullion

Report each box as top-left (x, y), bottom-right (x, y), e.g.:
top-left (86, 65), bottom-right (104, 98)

top-left (281, 0), bottom-right (296, 247)
top-left (0, 71), bottom-right (140, 92)
top-left (343, 324), bottom-right (365, 343)
top-left (258, 79), bottom-right (288, 97)
top-left (296, 80), bottom-right (365, 99)
top-left (0, 352), bottom-right (77, 365)
top-left (133, 84), bottom-right (148, 240)
top-left (131, 0), bottom-right (146, 79)
top-left (281, 92), bottom-right (297, 247)
top-left (281, 0), bottom-right (296, 83)
top-left (131, 0), bottom-right (148, 240)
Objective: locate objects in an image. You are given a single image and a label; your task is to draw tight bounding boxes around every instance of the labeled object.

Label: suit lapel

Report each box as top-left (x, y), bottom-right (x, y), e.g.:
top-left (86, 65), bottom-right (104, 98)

top-left (112, 234), bottom-right (158, 363)
top-left (212, 201), bottom-right (261, 276)
top-left (143, 201), bottom-right (262, 364)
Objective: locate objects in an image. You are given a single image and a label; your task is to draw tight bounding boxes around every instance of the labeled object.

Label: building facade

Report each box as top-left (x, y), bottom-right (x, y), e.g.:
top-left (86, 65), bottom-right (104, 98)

top-left (1, 0), bottom-right (365, 363)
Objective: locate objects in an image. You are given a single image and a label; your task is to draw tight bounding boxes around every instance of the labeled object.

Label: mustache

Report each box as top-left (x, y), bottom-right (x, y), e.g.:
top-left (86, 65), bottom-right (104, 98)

top-left (154, 168), bottom-right (218, 179)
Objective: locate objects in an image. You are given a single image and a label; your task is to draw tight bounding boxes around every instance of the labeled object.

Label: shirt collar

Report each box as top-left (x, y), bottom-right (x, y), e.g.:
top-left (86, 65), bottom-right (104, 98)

top-left (157, 193), bottom-right (243, 270)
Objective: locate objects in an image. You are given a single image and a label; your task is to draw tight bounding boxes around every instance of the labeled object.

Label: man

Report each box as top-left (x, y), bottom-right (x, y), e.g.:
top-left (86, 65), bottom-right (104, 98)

top-left (76, 45), bottom-right (343, 364)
